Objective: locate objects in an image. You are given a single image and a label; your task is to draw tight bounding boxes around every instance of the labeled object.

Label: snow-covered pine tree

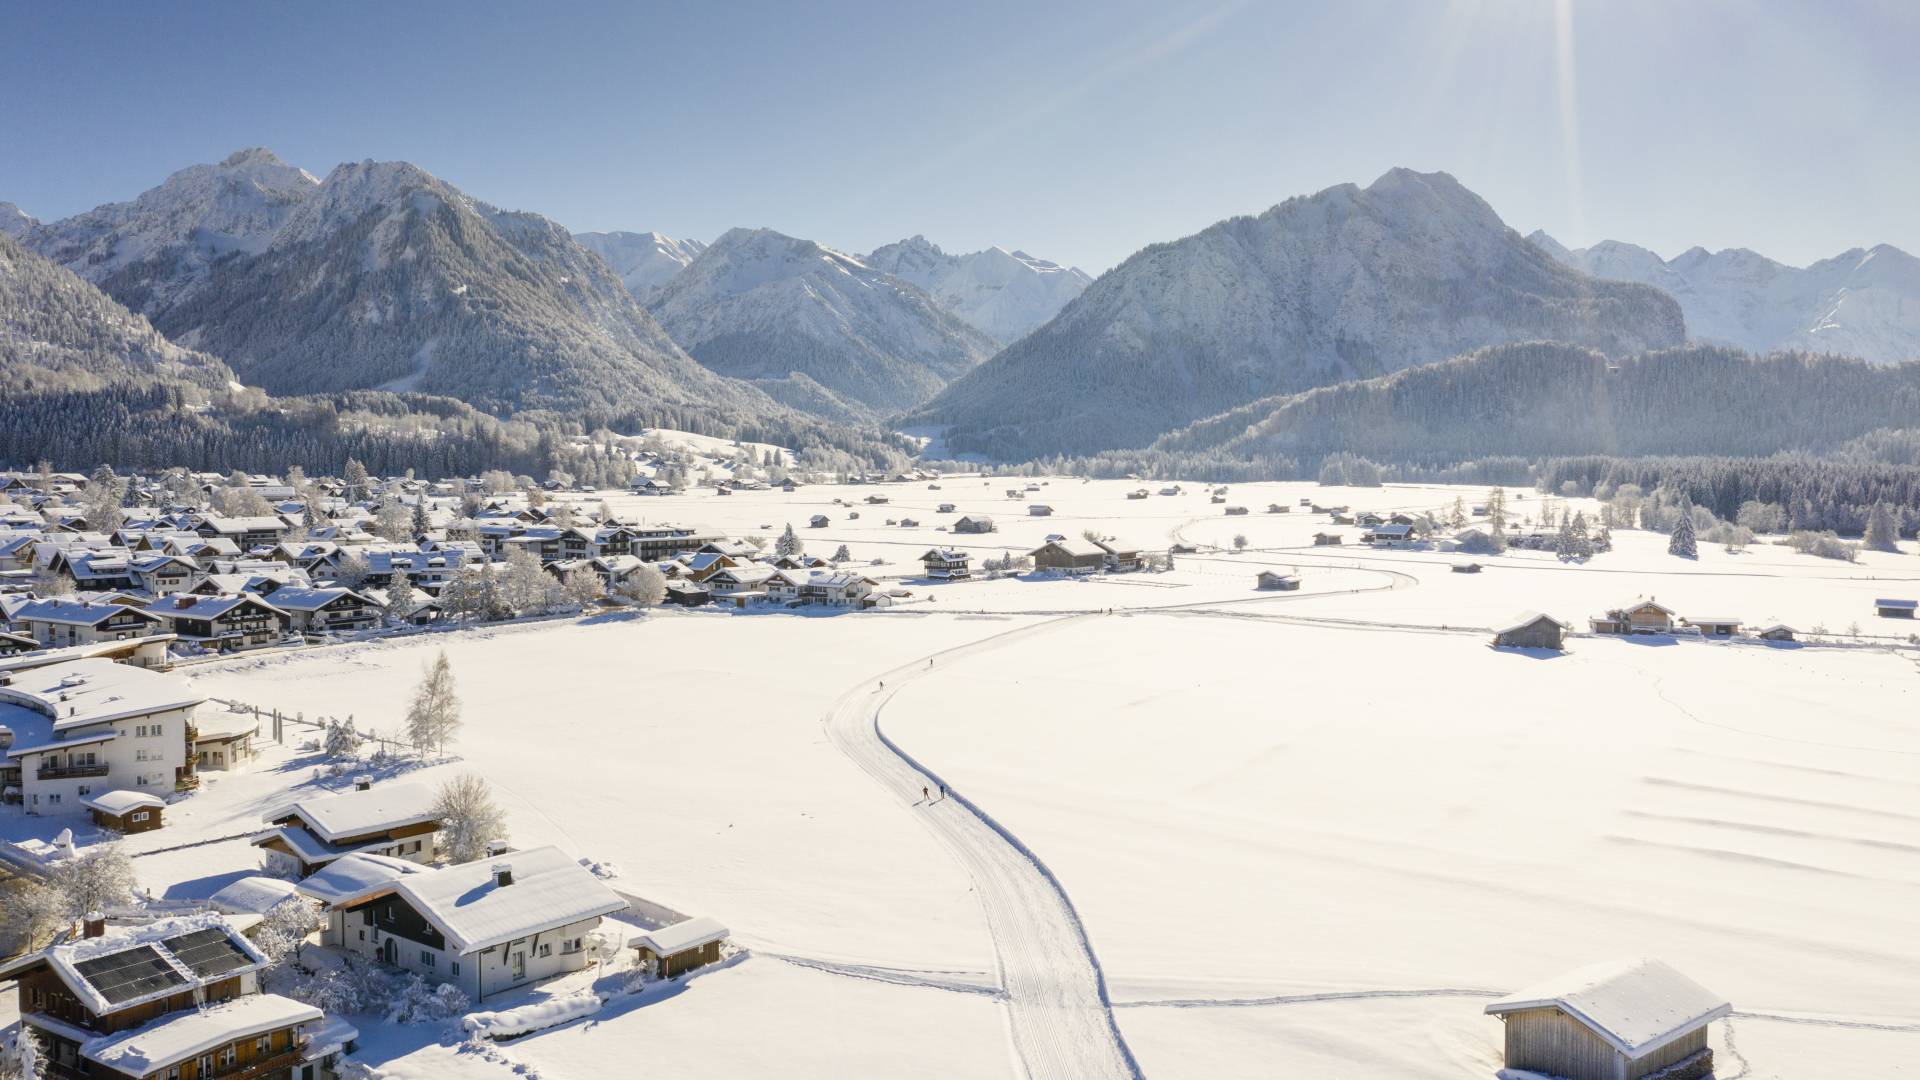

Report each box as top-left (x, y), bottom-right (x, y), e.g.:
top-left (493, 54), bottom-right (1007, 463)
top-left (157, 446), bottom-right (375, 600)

top-left (775, 523), bottom-right (803, 559)
top-left (411, 500), bottom-right (431, 538)
top-left (1668, 508), bottom-right (1698, 558)
top-left (832, 544), bottom-right (852, 563)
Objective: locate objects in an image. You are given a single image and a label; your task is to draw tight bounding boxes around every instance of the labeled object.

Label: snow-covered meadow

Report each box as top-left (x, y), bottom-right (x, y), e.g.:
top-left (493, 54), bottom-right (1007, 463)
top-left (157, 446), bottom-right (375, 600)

top-left (59, 477), bottom-right (1920, 1078)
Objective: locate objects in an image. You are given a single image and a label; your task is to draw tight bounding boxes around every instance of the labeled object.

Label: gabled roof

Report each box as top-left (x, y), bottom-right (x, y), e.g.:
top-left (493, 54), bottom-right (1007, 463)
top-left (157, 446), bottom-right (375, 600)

top-left (631, 916), bottom-right (728, 956)
top-left (145, 593), bottom-right (286, 622)
top-left (1485, 957), bottom-right (1732, 1058)
top-left (1875, 598), bottom-right (1917, 609)
top-left (1494, 611), bottom-right (1572, 635)
top-left (11, 598), bottom-right (163, 627)
top-left (267, 781), bottom-right (438, 843)
top-left (80, 789), bottom-right (165, 815)
top-left (208, 874), bottom-right (302, 916)
top-left (261, 586), bottom-right (375, 613)
top-left (10, 914), bottom-right (266, 1017)
top-left (302, 847), bottom-right (625, 954)
top-left (79, 992), bottom-right (320, 1075)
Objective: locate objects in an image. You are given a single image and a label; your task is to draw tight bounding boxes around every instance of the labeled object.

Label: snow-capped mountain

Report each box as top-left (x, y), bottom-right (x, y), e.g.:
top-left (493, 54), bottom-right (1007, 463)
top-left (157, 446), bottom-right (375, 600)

top-left (863, 236), bottom-right (1091, 344)
top-left (18, 148), bottom-right (319, 316)
top-left (648, 227), bottom-right (1000, 420)
top-left (143, 156), bottom-right (765, 419)
top-left (574, 230), bottom-right (707, 302)
top-left (0, 202), bottom-right (35, 239)
top-left (911, 168), bottom-right (1686, 459)
top-left (0, 231), bottom-right (231, 391)
top-left (1528, 231), bottom-right (1920, 364)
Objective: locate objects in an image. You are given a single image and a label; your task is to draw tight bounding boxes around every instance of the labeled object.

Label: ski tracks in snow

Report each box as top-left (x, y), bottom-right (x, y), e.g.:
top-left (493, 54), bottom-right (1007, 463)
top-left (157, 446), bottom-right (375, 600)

top-left (823, 613), bottom-right (1143, 1080)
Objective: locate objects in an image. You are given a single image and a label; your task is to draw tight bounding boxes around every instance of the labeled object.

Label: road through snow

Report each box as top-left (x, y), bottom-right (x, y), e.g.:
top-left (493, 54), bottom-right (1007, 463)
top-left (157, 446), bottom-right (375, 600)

top-left (823, 614), bottom-right (1144, 1080)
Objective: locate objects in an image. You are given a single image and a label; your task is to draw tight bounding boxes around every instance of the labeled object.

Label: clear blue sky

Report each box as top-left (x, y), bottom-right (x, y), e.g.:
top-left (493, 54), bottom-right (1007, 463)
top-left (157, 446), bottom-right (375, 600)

top-left (3, 0), bottom-right (1914, 272)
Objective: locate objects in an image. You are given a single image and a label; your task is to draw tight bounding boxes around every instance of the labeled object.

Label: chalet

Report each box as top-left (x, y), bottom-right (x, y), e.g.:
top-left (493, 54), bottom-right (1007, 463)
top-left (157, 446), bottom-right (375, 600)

top-left (765, 568), bottom-right (807, 603)
top-left (704, 564), bottom-right (778, 597)
top-left (1312, 532), bottom-right (1343, 546)
top-left (1362, 523), bottom-right (1414, 547)
top-left (194, 515), bottom-right (290, 551)
top-left (1874, 598), bottom-right (1916, 618)
top-left (1683, 616), bottom-right (1741, 638)
top-left (798, 571), bottom-right (877, 607)
top-left (253, 779), bottom-right (441, 878)
top-left (1485, 957), bottom-right (1730, 1080)
top-left (129, 554), bottom-right (200, 596)
top-left (1028, 504), bottom-right (1054, 517)
top-left (1101, 541), bottom-right (1145, 572)
top-left (63, 550), bottom-right (140, 592)
top-left (953, 515), bottom-right (996, 535)
top-left (629, 917), bottom-right (729, 979)
top-left (1493, 612), bottom-right (1572, 651)
top-left (167, 534), bottom-right (243, 568)
top-left (1590, 600), bottom-right (1675, 635)
top-left (299, 847), bottom-right (626, 1002)
top-left (809, 514), bottom-right (831, 528)
top-left (82, 788), bottom-right (167, 832)
top-left (0, 914), bottom-right (356, 1080)
top-left (144, 593), bottom-right (290, 652)
top-left (266, 587), bottom-right (381, 635)
top-left (1029, 538), bottom-right (1108, 574)
top-left (10, 598), bottom-right (163, 647)
top-left (921, 549), bottom-right (971, 581)
top-left (1756, 624), bottom-right (1797, 642)
top-left (1255, 570), bottom-right (1301, 591)
top-left (630, 476), bottom-right (678, 496)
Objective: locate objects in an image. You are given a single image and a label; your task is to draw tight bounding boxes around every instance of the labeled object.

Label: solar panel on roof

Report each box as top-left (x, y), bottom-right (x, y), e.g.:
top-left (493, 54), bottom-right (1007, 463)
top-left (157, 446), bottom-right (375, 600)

top-left (73, 945), bottom-right (187, 1005)
top-left (161, 928), bottom-right (254, 979)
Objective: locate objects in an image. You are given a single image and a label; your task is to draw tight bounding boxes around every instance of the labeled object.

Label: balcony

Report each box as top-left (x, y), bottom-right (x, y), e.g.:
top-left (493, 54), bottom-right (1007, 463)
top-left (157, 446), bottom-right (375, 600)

top-left (37, 762), bottom-right (109, 780)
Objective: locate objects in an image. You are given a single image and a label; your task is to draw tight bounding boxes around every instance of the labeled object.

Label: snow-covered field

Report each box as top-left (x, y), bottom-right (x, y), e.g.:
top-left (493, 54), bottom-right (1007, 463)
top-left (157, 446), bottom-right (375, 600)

top-left (17, 478), bottom-right (1918, 1078)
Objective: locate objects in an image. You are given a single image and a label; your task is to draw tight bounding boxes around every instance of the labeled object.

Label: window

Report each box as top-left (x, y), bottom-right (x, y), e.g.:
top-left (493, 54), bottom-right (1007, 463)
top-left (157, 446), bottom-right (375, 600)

top-left (421, 950), bottom-right (436, 967)
top-left (131, 811), bottom-right (149, 822)
top-left (358, 930), bottom-right (365, 941)
top-left (199, 1054), bottom-right (214, 1074)
top-left (257, 1036), bottom-right (272, 1054)
top-left (538, 942), bottom-right (552, 958)
top-left (78, 786), bottom-right (90, 797)
top-left (450, 961), bottom-right (460, 976)
top-left (220, 1044), bottom-right (237, 1068)
top-left (47, 793), bottom-right (59, 805)
top-left (361, 908), bottom-right (374, 925)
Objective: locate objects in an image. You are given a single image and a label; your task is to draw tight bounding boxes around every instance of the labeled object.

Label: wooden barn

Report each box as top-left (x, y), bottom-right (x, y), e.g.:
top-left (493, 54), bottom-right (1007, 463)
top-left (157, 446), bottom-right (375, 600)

top-left (1485, 957), bottom-right (1730, 1080)
top-left (1451, 562), bottom-right (1483, 574)
top-left (81, 789), bottom-right (166, 833)
top-left (1756, 624), bottom-right (1797, 642)
top-left (1255, 570), bottom-right (1300, 591)
top-left (1875, 598), bottom-right (1917, 618)
top-left (1312, 532), bottom-right (1343, 546)
top-left (630, 916), bottom-right (729, 979)
top-left (1493, 612), bottom-right (1571, 650)
top-left (1684, 616), bottom-right (1741, 637)
top-left (1590, 599), bottom-right (1675, 635)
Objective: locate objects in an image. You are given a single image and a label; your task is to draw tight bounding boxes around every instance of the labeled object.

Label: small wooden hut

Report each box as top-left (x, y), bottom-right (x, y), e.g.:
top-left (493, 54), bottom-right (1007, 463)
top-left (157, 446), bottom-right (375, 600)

top-left (1485, 957), bottom-right (1730, 1080)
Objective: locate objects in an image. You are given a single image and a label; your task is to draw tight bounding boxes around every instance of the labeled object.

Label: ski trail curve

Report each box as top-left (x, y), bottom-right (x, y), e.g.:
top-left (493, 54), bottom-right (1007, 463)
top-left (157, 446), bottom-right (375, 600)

top-left (823, 614), bottom-right (1143, 1080)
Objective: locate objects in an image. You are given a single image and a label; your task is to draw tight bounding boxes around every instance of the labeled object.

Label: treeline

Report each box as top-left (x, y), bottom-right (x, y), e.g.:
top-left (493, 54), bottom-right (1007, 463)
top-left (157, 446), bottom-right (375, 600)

top-left (1148, 342), bottom-right (1920, 466)
top-left (1538, 455), bottom-right (1920, 536)
top-left (0, 382), bottom-right (914, 480)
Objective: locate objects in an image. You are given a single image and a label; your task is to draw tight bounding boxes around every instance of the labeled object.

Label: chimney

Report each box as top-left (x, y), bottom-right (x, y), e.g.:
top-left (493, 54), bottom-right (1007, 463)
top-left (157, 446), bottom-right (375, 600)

top-left (175, 595), bottom-right (193, 609)
top-left (491, 862), bottom-right (513, 888)
top-left (83, 911), bottom-right (106, 938)
top-left (353, 775), bottom-right (372, 791)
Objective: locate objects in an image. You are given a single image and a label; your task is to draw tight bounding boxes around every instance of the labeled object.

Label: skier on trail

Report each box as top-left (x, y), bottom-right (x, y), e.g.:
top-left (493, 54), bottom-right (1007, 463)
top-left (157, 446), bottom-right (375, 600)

top-left (922, 785), bottom-right (929, 802)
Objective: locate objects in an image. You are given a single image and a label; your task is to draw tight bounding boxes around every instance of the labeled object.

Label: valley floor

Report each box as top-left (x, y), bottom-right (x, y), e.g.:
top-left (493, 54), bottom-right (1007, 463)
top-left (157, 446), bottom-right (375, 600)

top-left (15, 477), bottom-right (1917, 1078)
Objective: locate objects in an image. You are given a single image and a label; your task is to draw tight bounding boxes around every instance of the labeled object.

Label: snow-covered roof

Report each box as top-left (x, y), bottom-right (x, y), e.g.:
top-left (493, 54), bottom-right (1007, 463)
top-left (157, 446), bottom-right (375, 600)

top-left (81, 993), bottom-right (320, 1074)
top-left (28, 914), bottom-right (266, 1016)
top-left (260, 586), bottom-right (372, 612)
top-left (1874, 598), bottom-right (1916, 609)
top-left (208, 875), bottom-right (302, 916)
top-left (0, 657), bottom-right (203, 736)
top-left (191, 707), bottom-right (258, 742)
top-left (399, 846), bottom-right (626, 953)
top-left (11, 598), bottom-right (162, 627)
top-left (292, 851), bottom-right (428, 905)
top-left (144, 593), bottom-right (286, 621)
top-left (1684, 616), bottom-right (1741, 626)
top-left (1494, 611), bottom-right (1572, 635)
top-left (630, 916), bottom-right (728, 956)
top-left (1484, 957), bottom-right (1732, 1057)
top-left (79, 789), bottom-right (165, 815)
top-left (1031, 537), bottom-right (1108, 558)
top-left (269, 781), bottom-right (438, 843)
